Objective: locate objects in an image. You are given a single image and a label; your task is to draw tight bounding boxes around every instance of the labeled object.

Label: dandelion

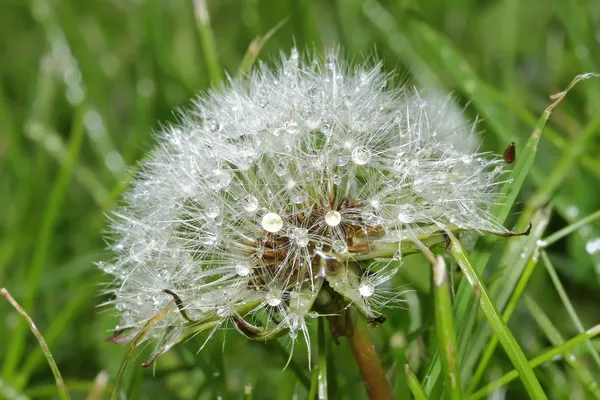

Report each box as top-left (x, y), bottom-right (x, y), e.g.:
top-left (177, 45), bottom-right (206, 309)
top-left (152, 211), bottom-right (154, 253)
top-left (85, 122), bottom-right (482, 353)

top-left (100, 49), bottom-right (510, 368)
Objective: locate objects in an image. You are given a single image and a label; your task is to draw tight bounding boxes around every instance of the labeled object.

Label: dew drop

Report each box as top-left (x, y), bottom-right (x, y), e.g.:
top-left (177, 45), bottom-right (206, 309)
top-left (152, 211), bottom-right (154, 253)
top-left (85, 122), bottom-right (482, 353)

top-left (332, 240), bottom-right (348, 254)
top-left (266, 290), bottom-right (282, 307)
top-left (351, 146), bottom-right (372, 165)
top-left (216, 306), bottom-right (230, 317)
top-left (290, 48), bottom-right (299, 60)
top-left (293, 227), bottom-right (309, 247)
top-left (235, 263), bottom-right (251, 277)
top-left (359, 283), bottom-right (375, 297)
top-left (325, 210), bottom-right (342, 227)
top-left (210, 169), bottom-right (232, 190)
top-left (241, 195), bottom-right (258, 212)
top-left (205, 204), bottom-right (220, 219)
top-left (406, 159), bottom-right (419, 176)
top-left (362, 212), bottom-right (381, 227)
top-left (331, 174), bottom-right (342, 185)
top-left (285, 120), bottom-right (299, 134)
top-left (205, 117), bottom-right (221, 133)
top-left (262, 212), bottom-right (283, 233)
top-left (290, 190), bottom-right (306, 204)
top-left (397, 204), bottom-right (416, 224)
top-left (393, 250), bottom-right (403, 261)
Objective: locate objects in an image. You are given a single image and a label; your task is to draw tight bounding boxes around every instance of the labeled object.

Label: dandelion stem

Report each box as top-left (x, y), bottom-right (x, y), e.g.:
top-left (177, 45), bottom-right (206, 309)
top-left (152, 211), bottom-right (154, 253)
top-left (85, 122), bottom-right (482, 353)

top-left (345, 307), bottom-right (391, 400)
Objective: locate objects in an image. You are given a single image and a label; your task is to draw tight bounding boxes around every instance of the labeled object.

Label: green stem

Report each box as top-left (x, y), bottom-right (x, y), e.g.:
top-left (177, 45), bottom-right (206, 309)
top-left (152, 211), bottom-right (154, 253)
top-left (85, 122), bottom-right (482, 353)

top-left (309, 319), bottom-right (329, 400)
top-left (346, 308), bottom-right (392, 400)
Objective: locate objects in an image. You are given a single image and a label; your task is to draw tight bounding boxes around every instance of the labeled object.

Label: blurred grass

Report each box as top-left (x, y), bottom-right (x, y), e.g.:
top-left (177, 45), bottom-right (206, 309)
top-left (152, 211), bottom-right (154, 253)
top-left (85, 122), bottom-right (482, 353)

top-left (1, 0), bottom-right (600, 399)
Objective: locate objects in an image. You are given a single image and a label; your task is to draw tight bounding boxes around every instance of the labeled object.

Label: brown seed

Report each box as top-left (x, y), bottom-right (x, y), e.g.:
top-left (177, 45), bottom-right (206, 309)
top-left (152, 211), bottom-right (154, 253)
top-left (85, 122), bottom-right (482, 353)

top-left (503, 142), bottom-right (516, 164)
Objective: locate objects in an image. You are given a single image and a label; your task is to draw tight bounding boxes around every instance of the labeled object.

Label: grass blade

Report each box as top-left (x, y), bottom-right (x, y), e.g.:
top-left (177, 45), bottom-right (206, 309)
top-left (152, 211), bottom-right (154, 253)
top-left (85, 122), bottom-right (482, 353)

top-left (469, 322), bottom-right (600, 400)
top-left (405, 364), bottom-right (428, 400)
top-left (525, 296), bottom-right (600, 399)
top-left (2, 106), bottom-right (86, 381)
top-left (432, 256), bottom-right (463, 399)
top-left (540, 250), bottom-right (600, 371)
top-left (309, 319), bottom-right (328, 400)
top-left (193, 0), bottom-right (224, 84)
top-left (444, 230), bottom-right (547, 400)
top-left (541, 209), bottom-right (600, 247)
top-left (238, 19), bottom-right (288, 75)
top-left (468, 247), bottom-right (541, 393)
top-left (1, 288), bottom-right (71, 400)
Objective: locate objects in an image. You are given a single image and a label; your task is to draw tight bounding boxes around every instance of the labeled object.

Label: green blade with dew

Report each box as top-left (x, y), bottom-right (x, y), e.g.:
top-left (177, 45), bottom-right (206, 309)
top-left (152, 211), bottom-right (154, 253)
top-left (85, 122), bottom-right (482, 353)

top-left (432, 256), bottom-right (463, 399)
top-left (444, 230), bottom-right (547, 400)
top-left (469, 321), bottom-right (600, 400)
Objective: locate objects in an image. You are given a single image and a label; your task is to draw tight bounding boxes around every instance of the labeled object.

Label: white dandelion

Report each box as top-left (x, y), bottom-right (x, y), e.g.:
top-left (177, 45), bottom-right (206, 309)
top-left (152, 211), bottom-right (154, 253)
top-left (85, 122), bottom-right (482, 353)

top-left (100, 48), bottom-right (508, 364)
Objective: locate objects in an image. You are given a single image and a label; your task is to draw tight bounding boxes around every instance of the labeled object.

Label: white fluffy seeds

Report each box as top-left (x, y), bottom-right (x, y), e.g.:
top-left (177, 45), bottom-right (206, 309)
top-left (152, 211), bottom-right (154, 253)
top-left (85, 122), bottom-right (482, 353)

top-left (101, 48), bottom-right (507, 362)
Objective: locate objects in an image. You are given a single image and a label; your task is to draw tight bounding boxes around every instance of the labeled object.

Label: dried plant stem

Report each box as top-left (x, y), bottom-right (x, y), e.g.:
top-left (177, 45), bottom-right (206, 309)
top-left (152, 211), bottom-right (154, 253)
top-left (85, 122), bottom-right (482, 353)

top-left (1, 288), bottom-right (71, 400)
top-left (345, 308), bottom-right (391, 400)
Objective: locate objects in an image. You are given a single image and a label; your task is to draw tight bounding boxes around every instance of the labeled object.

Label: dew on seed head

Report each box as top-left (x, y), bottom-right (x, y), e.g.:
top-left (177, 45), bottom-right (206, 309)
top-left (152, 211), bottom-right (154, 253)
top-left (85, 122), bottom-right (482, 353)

top-left (351, 146), bottom-right (372, 165)
top-left (205, 117), bottom-right (221, 133)
top-left (235, 262), bottom-right (251, 277)
top-left (241, 195), bottom-right (258, 212)
top-left (293, 227), bottom-right (309, 247)
top-left (205, 204), bottom-right (220, 219)
top-left (332, 240), bottom-right (348, 254)
top-left (359, 283), bottom-right (375, 297)
top-left (397, 204), bottom-right (416, 224)
top-left (325, 210), bottom-right (342, 227)
top-left (262, 212), bottom-right (283, 233)
top-left (266, 290), bottom-right (282, 307)
top-left (210, 169), bottom-right (232, 190)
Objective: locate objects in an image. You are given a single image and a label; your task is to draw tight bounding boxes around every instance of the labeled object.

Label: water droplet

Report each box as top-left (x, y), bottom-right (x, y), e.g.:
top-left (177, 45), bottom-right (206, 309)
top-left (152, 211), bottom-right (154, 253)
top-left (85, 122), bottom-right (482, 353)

top-left (290, 48), bottom-right (299, 60)
top-left (461, 155), bottom-right (473, 164)
top-left (258, 97), bottom-right (268, 108)
top-left (359, 283), bottom-right (374, 297)
top-left (289, 329), bottom-right (298, 339)
top-left (209, 169), bottom-right (232, 190)
top-left (352, 146), bottom-right (372, 165)
top-left (216, 306), bottom-right (230, 317)
top-left (362, 212), bottom-right (381, 227)
top-left (332, 174), bottom-right (342, 185)
top-left (406, 160), bottom-right (419, 176)
top-left (393, 250), bottom-right (403, 261)
top-left (293, 228), bottom-right (309, 247)
top-left (290, 190), bottom-right (306, 204)
top-left (397, 204), bottom-right (416, 224)
top-left (325, 210), bottom-right (342, 227)
top-left (266, 290), bottom-right (282, 307)
top-left (285, 120), bottom-right (299, 134)
top-left (325, 54), bottom-right (335, 70)
top-left (241, 195), bottom-right (258, 212)
top-left (332, 240), bottom-right (348, 254)
top-left (205, 117), bottom-right (221, 133)
top-left (199, 231), bottom-right (219, 246)
top-left (262, 212), bottom-right (283, 233)
top-left (236, 262), bottom-right (251, 277)
top-left (205, 204), bottom-right (220, 219)
top-left (585, 238), bottom-right (600, 255)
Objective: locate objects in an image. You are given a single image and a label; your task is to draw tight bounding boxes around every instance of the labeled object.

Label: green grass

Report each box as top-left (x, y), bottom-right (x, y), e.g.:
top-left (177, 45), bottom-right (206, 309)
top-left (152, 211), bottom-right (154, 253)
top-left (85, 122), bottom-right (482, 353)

top-left (1, 0), bottom-right (600, 399)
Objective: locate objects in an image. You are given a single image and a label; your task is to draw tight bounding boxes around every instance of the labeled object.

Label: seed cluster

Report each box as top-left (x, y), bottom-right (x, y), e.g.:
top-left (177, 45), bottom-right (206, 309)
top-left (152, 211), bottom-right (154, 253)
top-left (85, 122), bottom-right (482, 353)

top-left (100, 49), bottom-right (507, 359)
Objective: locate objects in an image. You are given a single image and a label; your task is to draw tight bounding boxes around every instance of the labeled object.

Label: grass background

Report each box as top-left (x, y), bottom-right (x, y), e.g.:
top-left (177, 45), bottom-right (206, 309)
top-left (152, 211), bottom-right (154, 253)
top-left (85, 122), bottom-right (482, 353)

top-left (1, 0), bottom-right (600, 399)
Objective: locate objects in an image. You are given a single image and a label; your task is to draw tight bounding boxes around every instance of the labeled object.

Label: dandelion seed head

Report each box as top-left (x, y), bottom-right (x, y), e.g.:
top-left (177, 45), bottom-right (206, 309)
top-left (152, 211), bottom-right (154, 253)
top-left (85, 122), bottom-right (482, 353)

top-left (101, 48), bottom-right (507, 361)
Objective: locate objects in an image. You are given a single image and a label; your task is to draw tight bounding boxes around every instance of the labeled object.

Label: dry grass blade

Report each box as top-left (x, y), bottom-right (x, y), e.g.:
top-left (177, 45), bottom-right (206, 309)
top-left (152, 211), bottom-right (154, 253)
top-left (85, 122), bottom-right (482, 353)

top-left (1, 288), bottom-right (71, 400)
